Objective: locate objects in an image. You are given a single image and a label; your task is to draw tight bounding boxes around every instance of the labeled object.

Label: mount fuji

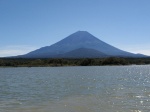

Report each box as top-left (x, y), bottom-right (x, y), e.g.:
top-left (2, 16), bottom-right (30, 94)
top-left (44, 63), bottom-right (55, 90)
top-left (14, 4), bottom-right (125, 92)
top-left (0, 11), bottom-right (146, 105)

top-left (18, 31), bottom-right (146, 58)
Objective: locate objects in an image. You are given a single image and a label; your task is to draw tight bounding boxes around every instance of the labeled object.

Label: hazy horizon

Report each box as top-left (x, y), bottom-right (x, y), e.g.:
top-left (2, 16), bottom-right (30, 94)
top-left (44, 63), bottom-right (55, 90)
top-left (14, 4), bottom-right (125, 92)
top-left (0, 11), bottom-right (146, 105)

top-left (1, 0), bottom-right (150, 57)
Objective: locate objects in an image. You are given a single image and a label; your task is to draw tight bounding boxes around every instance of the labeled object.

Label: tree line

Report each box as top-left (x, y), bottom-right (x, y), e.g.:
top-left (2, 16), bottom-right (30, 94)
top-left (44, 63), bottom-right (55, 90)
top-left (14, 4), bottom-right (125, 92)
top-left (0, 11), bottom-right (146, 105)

top-left (0, 57), bottom-right (150, 67)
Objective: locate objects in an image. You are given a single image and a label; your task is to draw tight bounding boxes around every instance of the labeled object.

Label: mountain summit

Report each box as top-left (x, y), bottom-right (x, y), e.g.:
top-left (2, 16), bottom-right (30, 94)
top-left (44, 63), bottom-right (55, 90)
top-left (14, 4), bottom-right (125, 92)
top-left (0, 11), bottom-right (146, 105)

top-left (20, 31), bottom-right (146, 58)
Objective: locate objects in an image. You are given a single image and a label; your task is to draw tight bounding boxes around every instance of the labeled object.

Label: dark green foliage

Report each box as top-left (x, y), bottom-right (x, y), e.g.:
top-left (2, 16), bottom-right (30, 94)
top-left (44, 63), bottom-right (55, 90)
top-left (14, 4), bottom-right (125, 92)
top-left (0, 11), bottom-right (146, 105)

top-left (0, 57), bottom-right (150, 67)
top-left (102, 57), bottom-right (129, 65)
top-left (79, 59), bottom-right (92, 66)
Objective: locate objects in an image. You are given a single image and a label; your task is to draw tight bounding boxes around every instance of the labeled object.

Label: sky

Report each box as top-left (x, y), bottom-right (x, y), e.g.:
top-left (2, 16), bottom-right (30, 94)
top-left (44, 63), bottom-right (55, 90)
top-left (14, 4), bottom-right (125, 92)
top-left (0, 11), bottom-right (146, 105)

top-left (0, 0), bottom-right (150, 57)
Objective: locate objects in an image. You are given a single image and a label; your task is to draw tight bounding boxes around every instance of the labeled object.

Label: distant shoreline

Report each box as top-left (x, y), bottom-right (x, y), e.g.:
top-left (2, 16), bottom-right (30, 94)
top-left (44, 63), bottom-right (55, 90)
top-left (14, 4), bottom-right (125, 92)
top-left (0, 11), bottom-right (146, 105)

top-left (0, 57), bottom-right (150, 67)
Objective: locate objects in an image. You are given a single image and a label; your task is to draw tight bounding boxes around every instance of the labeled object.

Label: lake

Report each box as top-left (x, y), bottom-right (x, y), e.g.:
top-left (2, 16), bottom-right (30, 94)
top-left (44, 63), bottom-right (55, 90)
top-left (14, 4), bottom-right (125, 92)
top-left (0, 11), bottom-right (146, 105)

top-left (0, 65), bottom-right (150, 112)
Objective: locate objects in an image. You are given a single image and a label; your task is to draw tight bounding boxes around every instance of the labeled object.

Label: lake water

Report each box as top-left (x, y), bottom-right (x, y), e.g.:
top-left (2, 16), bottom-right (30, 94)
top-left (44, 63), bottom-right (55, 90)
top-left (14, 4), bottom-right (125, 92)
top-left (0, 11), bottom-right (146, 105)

top-left (0, 65), bottom-right (150, 112)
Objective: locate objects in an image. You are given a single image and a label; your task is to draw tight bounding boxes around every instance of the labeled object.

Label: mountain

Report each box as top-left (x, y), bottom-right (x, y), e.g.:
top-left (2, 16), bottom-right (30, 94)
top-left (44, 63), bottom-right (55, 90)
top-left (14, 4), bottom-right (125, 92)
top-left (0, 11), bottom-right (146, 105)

top-left (57, 48), bottom-right (109, 58)
top-left (19, 31), bottom-right (147, 58)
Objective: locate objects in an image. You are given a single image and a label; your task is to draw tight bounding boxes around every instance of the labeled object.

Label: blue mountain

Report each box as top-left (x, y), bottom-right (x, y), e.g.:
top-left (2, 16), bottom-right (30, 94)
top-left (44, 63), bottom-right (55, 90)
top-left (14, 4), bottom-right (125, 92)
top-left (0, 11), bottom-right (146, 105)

top-left (57, 48), bottom-right (108, 58)
top-left (19, 31), bottom-right (147, 58)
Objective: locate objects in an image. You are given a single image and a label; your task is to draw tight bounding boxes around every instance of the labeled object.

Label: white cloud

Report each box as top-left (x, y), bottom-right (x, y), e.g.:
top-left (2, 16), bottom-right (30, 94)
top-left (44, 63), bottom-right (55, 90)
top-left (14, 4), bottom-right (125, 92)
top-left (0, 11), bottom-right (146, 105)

top-left (131, 50), bottom-right (150, 56)
top-left (119, 44), bottom-right (150, 56)
top-left (0, 45), bottom-right (38, 57)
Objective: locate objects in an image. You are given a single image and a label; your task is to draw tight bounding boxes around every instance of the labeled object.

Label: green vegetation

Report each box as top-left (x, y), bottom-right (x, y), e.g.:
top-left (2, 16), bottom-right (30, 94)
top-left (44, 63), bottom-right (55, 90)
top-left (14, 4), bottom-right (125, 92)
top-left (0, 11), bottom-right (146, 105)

top-left (0, 57), bottom-right (150, 67)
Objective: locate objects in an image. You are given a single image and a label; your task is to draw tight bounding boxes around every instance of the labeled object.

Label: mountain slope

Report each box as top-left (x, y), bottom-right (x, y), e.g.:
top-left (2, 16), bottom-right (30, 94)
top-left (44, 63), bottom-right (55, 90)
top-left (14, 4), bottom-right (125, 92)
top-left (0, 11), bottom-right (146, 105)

top-left (20, 31), bottom-right (147, 58)
top-left (57, 48), bottom-right (109, 58)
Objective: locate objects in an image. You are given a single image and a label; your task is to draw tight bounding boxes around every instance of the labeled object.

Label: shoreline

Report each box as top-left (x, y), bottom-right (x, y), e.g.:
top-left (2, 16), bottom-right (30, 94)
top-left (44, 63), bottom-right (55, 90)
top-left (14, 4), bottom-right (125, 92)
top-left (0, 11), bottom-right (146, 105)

top-left (0, 57), bottom-right (150, 67)
top-left (0, 64), bottom-right (149, 68)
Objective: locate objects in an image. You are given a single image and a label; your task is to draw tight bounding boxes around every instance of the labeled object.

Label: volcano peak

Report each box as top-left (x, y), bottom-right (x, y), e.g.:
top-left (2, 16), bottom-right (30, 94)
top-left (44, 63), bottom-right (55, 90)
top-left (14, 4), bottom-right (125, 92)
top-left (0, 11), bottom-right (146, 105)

top-left (19, 31), bottom-right (146, 58)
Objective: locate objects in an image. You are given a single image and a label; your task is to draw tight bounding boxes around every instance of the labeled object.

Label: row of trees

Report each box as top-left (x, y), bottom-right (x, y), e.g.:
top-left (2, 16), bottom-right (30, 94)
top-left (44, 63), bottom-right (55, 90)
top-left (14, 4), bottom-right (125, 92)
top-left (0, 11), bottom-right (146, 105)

top-left (0, 57), bottom-right (150, 67)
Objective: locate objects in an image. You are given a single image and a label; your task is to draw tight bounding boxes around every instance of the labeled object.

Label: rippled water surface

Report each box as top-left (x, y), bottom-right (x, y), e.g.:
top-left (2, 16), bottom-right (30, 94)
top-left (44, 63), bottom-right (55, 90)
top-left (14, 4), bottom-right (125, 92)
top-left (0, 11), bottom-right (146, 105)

top-left (1, 65), bottom-right (150, 112)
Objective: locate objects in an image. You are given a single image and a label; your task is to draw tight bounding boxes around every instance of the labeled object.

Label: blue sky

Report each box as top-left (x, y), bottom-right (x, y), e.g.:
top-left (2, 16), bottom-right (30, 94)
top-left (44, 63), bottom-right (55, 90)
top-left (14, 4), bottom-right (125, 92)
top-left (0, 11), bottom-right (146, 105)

top-left (0, 0), bottom-right (150, 57)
